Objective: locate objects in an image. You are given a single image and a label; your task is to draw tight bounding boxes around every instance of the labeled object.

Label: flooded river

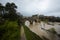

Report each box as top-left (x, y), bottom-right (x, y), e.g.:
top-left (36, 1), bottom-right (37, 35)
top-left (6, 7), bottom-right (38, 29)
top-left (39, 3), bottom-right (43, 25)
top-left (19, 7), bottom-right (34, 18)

top-left (25, 22), bottom-right (60, 40)
top-left (25, 21), bottom-right (60, 40)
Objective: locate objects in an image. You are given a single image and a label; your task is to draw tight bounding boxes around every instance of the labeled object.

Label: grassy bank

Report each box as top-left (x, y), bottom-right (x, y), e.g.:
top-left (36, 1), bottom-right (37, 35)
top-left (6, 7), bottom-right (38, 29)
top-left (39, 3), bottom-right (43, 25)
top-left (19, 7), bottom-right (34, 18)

top-left (23, 25), bottom-right (43, 40)
top-left (0, 20), bottom-right (20, 40)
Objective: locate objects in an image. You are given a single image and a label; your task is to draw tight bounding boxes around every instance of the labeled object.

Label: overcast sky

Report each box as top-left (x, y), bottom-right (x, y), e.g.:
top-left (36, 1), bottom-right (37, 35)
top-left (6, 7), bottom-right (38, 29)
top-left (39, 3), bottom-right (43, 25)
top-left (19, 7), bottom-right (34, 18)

top-left (0, 0), bottom-right (60, 17)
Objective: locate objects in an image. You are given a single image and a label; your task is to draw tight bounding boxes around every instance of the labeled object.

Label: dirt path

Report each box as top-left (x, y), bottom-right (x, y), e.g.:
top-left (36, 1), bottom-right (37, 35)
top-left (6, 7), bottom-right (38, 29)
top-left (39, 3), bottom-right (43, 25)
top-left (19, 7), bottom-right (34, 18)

top-left (21, 26), bottom-right (26, 40)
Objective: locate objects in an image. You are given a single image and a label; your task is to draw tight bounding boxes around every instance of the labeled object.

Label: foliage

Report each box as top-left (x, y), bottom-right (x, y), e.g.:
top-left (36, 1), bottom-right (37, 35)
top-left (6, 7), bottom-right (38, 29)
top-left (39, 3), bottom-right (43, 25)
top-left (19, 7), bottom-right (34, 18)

top-left (0, 20), bottom-right (20, 40)
top-left (47, 28), bottom-right (57, 34)
top-left (39, 15), bottom-right (60, 22)
top-left (0, 2), bottom-right (23, 40)
top-left (0, 2), bottom-right (21, 21)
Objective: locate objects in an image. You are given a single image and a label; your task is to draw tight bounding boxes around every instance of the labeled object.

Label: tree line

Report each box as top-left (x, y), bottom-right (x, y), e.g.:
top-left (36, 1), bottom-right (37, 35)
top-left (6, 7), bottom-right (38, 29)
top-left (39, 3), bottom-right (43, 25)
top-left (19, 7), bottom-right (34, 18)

top-left (0, 2), bottom-right (24, 26)
top-left (0, 2), bottom-right (24, 40)
top-left (31, 14), bottom-right (60, 22)
top-left (39, 15), bottom-right (60, 22)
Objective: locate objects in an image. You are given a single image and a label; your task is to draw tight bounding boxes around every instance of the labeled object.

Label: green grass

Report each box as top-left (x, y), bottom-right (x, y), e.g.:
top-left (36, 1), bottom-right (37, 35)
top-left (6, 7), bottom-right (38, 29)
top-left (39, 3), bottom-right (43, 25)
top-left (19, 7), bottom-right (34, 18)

top-left (23, 25), bottom-right (43, 40)
top-left (0, 20), bottom-right (20, 40)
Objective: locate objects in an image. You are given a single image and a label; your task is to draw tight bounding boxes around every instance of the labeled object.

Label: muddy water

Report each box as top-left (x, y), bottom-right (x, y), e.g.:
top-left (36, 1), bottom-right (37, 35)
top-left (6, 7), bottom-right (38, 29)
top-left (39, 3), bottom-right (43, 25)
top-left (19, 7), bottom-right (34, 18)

top-left (25, 21), bottom-right (60, 40)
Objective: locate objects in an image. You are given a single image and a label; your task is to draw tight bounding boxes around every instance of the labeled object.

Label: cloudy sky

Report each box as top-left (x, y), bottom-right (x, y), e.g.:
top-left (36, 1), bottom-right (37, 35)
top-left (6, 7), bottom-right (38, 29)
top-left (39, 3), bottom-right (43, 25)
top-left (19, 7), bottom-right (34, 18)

top-left (0, 0), bottom-right (60, 17)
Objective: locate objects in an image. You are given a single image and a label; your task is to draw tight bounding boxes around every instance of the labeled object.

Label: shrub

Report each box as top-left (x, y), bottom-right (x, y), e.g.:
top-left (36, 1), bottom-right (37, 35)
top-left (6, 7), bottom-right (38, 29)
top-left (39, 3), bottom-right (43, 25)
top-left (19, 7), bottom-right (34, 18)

top-left (0, 20), bottom-right (20, 40)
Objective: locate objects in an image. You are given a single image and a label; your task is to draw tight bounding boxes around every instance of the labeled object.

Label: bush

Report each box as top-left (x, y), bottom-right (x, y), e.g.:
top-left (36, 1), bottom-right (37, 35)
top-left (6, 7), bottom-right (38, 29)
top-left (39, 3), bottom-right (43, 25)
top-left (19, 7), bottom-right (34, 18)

top-left (0, 20), bottom-right (20, 40)
top-left (47, 28), bottom-right (57, 34)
